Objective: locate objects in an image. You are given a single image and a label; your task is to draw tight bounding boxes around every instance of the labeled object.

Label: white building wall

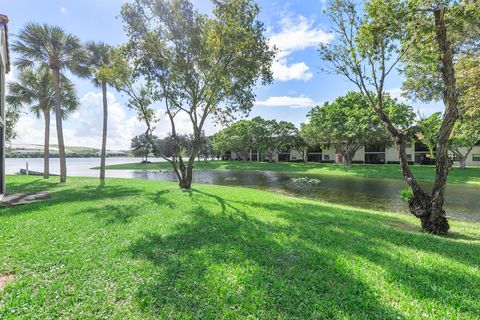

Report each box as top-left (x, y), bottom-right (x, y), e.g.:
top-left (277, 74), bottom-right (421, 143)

top-left (228, 144), bottom-right (480, 166)
top-left (385, 145), bottom-right (398, 163)
top-left (323, 146), bottom-right (336, 162)
top-left (353, 146), bottom-right (364, 162)
top-left (290, 149), bottom-right (303, 161)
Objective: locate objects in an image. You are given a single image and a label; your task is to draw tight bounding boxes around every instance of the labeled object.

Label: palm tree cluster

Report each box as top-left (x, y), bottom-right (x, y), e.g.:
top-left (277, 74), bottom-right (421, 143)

top-left (8, 23), bottom-right (112, 182)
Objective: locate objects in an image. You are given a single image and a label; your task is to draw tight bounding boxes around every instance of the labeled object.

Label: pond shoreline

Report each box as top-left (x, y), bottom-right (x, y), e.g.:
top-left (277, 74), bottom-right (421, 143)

top-left (6, 158), bottom-right (480, 222)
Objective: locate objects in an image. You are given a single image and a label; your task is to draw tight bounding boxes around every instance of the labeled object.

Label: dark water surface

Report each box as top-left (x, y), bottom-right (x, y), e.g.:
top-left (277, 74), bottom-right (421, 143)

top-left (131, 169), bottom-right (480, 222)
top-left (6, 158), bottom-right (480, 222)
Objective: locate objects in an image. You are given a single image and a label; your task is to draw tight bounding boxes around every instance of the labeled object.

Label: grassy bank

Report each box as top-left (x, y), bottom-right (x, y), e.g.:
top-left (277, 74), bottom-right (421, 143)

top-left (1, 176), bottom-right (479, 319)
top-left (102, 160), bottom-right (480, 185)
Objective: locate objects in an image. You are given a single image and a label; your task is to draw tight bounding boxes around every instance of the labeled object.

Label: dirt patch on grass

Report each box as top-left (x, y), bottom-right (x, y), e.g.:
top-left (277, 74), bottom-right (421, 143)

top-left (386, 220), bottom-right (420, 233)
top-left (0, 274), bottom-right (14, 291)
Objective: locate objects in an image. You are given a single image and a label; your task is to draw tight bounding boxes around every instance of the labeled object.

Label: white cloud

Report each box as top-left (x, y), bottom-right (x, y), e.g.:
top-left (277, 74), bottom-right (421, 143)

top-left (385, 88), bottom-right (445, 116)
top-left (13, 91), bottom-right (220, 150)
top-left (269, 14), bottom-right (334, 82)
top-left (60, 7), bottom-right (68, 15)
top-left (385, 88), bottom-right (407, 102)
top-left (271, 61), bottom-right (313, 82)
top-left (13, 91), bottom-right (143, 150)
top-left (256, 96), bottom-right (319, 108)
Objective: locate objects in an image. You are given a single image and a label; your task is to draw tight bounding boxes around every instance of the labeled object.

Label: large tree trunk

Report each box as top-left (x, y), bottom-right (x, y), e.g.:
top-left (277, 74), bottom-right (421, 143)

top-left (338, 144), bottom-right (358, 167)
top-left (42, 109), bottom-right (50, 179)
top-left (344, 157), bottom-right (353, 166)
top-left (361, 6), bottom-right (456, 234)
top-left (179, 161), bottom-right (194, 189)
top-left (428, 5), bottom-right (460, 233)
top-left (52, 68), bottom-right (67, 183)
top-left (371, 109), bottom-right (450, 234)
top-left (179, 155), bottom-right (195, 189)
top-left (178, 138), bottom-right (201, 189)
top-left (100, 80), bottom-right (108, 181)
top-left (451, 148), bottom-right (469, 169)
top-left (395, 136), bottom-right (449, 233)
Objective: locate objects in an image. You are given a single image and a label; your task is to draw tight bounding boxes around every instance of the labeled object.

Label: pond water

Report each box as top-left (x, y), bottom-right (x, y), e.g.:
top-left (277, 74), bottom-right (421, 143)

top-left (5, 158), bottom-right (480, 222)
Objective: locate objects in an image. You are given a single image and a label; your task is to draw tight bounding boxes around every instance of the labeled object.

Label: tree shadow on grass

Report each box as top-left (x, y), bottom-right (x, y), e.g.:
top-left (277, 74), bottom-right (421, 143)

top-left (73, 203), bottom-right (141, 225)
top-left (5, 177), bottom-right (63, 195)
top-left (1, 178), bottom-right (145, 217)
top-left (128, 188), bottom-right (480, 318)
top-left (128, 190), bottom-right (406, 319)
top-left (148, 189), bottom-right (178, 209)
top-left (238, 199), bottom-right (480, 317)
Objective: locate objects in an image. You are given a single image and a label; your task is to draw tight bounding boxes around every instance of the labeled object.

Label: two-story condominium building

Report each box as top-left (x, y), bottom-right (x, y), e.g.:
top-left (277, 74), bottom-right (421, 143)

top-left (228, 141), bottom-right (480, 167)
top-left (0, 14), bottom-right (10, 196)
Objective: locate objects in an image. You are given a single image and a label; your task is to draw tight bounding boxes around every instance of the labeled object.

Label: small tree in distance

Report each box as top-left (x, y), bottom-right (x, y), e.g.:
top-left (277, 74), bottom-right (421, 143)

top-left (131, 133), bottom-right (160, 163)
top-left (448, 115), bottom-right (480, 169)
top-left (416, 112), bottom-right (442, 160)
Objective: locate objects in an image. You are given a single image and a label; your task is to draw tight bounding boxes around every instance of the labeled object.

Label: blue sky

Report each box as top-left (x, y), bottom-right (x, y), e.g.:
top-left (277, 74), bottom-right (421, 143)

top-left (2, 0), bottom-right (443, 149)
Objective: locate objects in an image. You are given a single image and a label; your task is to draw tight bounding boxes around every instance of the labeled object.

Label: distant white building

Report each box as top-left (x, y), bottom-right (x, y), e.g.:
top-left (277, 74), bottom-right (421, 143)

top-left (0, 14), bottom-right (10, 196)
top-left (227, 141), bottom-right (480, 167)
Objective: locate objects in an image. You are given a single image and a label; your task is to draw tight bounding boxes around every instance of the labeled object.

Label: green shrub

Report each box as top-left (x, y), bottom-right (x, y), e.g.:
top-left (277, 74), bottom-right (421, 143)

top-left (399, 187), bottom-right (413, 202)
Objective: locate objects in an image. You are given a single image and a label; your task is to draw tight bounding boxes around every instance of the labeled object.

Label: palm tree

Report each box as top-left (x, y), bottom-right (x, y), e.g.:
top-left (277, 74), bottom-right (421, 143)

top-left (12, 23), bottom-right (89, 182)
top-left (6, 67), bottom-right (79, 179)
top-left (85, 41), bottom-right (112, 181)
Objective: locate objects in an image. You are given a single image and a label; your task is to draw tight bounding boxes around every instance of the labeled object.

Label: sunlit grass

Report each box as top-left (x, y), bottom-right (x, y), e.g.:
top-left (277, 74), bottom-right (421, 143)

top-left (0, 176), bottom-right (479, 319)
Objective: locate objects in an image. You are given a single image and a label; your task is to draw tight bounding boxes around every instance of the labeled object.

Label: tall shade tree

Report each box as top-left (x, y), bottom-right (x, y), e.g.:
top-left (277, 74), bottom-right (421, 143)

top-left (213, 120), bottom-right (256, 162)
top-left (6, 67), bottom-right (79, 179)
top-left (12, 23), bottom-right (89, 182)
top-left (255, 119), bottom-right (297, 163)
top-left (131, 133), bottom-right (161, 163)
top-left (120, 0), bottom-right (274, 189)
top-left (85, 41), bottom-right (113, 181)
top-left (448, 115), bottom-right (480, 169)
top-left (301, 92), bottom-right (414, 166)
top-left (319, 0), bottom-right (478, 233)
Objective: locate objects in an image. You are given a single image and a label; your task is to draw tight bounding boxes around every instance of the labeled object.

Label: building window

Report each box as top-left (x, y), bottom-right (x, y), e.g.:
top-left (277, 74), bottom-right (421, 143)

top-left (473, 154), bottom-right (480, 161)
top-left (415, 142), bottom-right (430, 152)
top-left (365, 143), bottom-right (386, 153)
top-left (406, 143), bottom-right (412, 148)
top-left (307, 146), bottom-right (322, 153)
top-left (406, 154), bottom-right (412, 161)
top-left (324, 154), bottom-right (330, 160)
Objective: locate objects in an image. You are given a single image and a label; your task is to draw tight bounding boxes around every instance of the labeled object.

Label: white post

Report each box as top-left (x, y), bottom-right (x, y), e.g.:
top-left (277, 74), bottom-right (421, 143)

top-left (26, 161), bottom-right (29, 175)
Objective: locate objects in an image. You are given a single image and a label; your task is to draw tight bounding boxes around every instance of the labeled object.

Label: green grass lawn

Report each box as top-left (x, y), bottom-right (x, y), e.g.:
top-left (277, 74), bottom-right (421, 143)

top-left (102, 160), bottom-right (480, 185)
top-left (1, 176), bottom-right (479, 319)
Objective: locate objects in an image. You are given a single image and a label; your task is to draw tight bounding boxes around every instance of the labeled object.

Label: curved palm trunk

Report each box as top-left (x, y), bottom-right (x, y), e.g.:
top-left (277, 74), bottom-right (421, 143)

top-left (52, 68), bottom-right (67, 183)
top-left (42, 109), bottom-right (50, 179)
top-left (100, 80), bottom-right (108, 180)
